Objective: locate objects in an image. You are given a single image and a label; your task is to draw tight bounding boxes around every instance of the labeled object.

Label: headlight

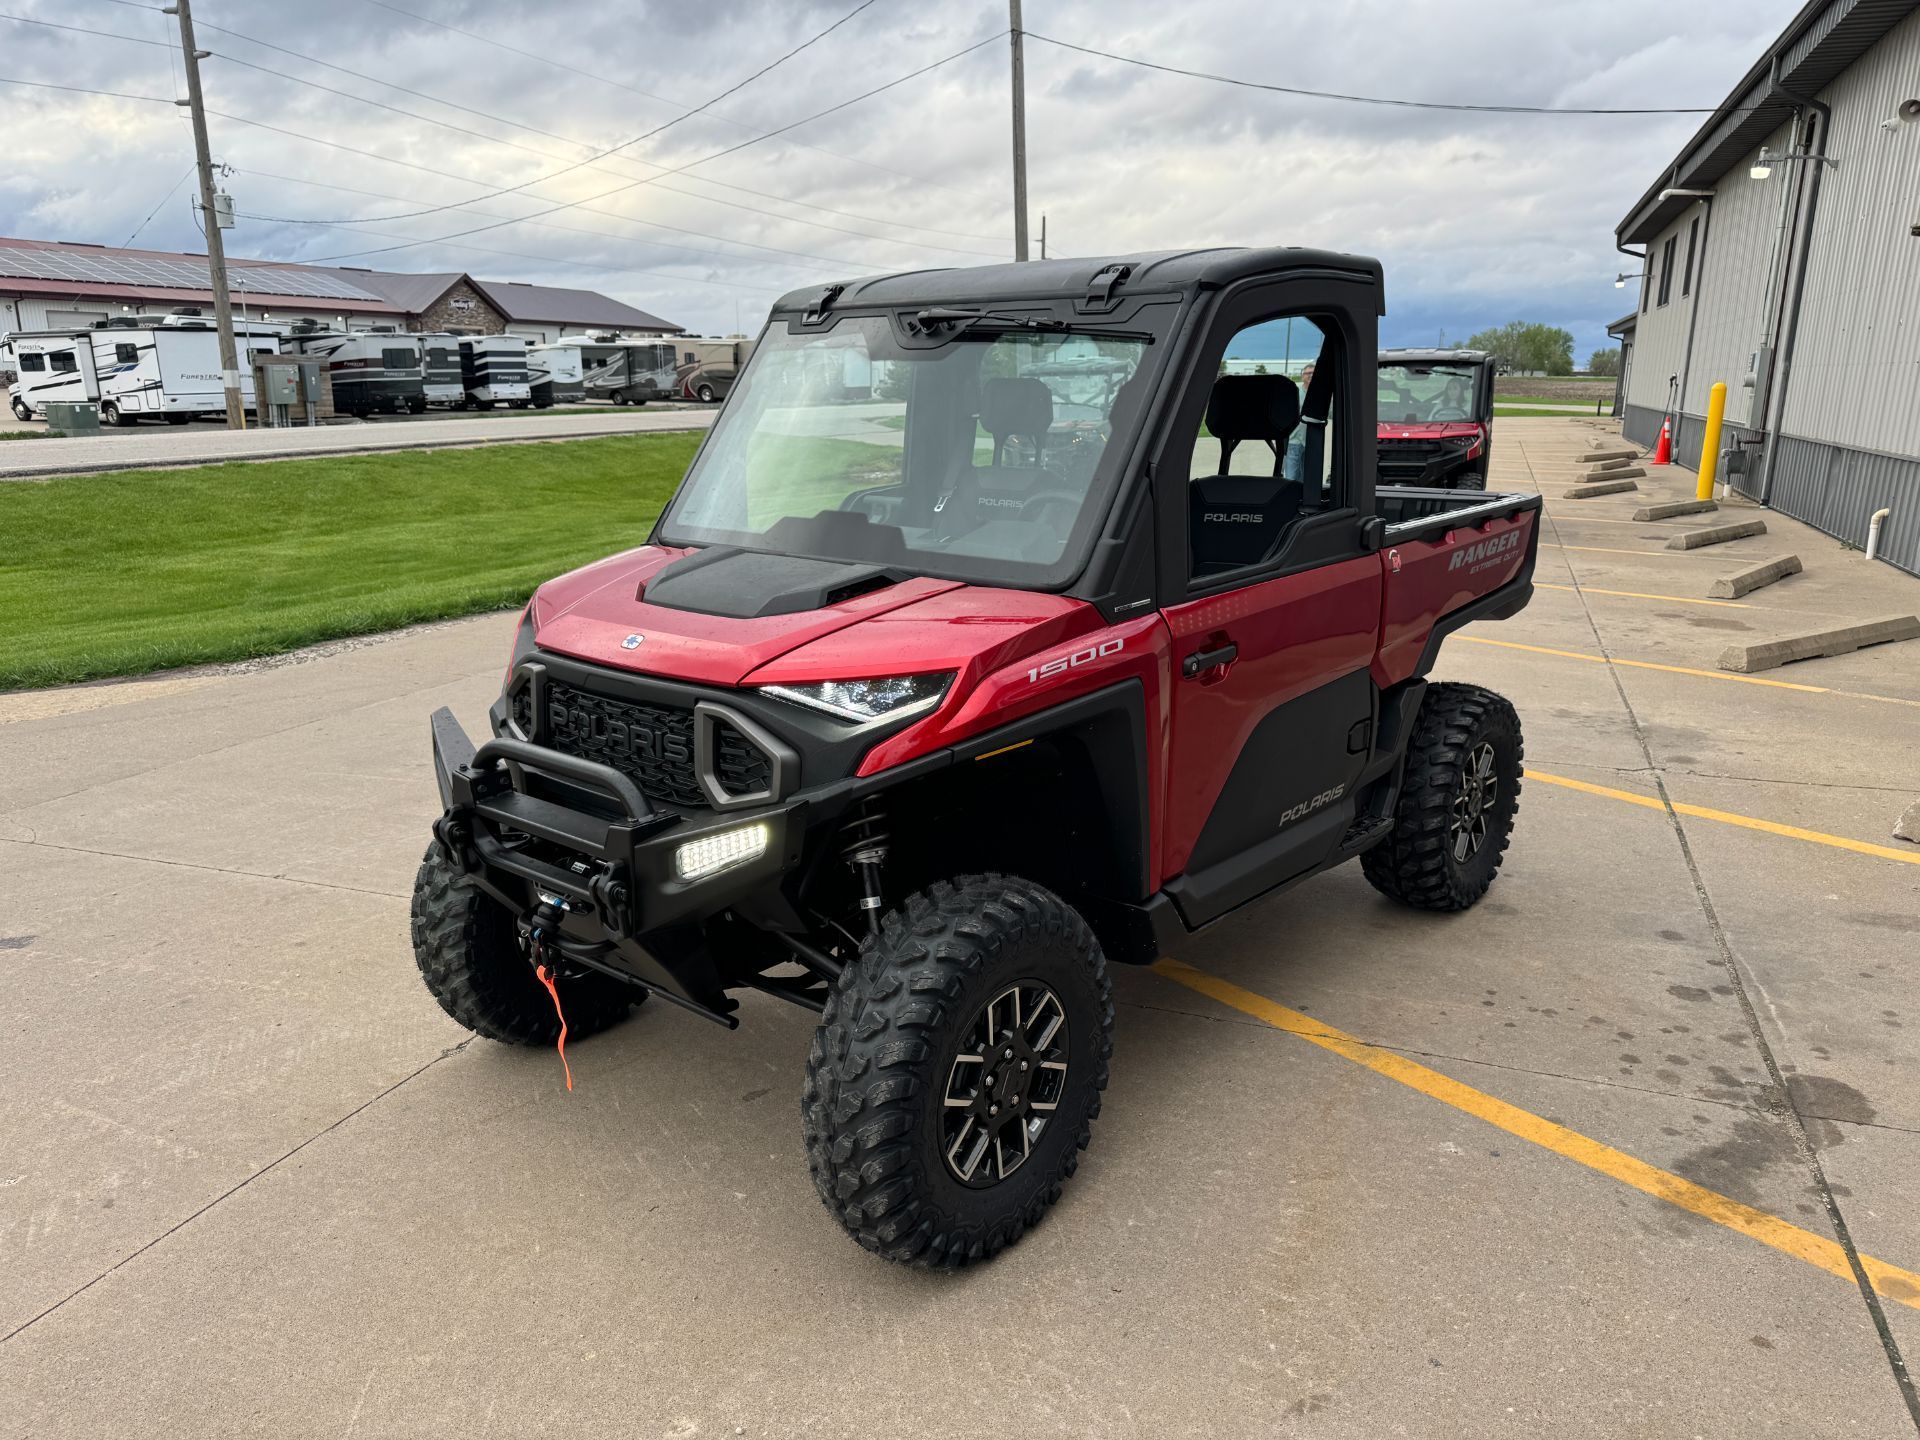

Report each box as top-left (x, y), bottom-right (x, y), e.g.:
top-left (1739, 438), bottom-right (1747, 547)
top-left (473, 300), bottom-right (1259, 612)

top-left (760, 673), bottom-right (952, 725)
top-left (675, 822), bottom-right (771, 880)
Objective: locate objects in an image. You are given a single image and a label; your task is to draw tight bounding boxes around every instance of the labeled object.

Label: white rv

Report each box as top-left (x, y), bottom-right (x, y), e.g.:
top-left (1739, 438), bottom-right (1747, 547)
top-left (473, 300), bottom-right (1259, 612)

top-left (458, 334), bottom-right (531, 409)
top-left (5, 313), bottom-right (281, 425)
top-left (92, 314), bottom-right (282, 426)
top-left (416, 332), bottom-right (466, 408)
top-left (284, 320), bottom-right (426, 417)
top-left (527, 343), bottom-right (585, 407)
top-left (557, 332), bottom-right (678, 404)
top-left (5, 327), bottom-right (98, 420)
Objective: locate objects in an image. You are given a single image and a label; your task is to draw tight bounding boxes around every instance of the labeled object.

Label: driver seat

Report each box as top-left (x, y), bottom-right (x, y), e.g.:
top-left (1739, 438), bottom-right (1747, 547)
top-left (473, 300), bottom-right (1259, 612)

top-left (938, 377), bottom-right (1058, 533)
top-left (1190, 373), bottom-right (1304, 571)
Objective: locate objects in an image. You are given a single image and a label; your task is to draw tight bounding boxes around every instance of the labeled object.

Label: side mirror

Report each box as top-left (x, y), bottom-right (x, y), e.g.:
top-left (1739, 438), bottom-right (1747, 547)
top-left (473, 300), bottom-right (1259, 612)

top-left (1359, 515), bottom-right (1387, 552)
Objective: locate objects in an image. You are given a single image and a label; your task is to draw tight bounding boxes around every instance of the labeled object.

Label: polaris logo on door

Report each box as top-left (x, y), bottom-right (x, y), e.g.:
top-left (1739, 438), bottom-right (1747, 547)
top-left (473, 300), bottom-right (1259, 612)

top-left (1203, 512), bottom-right (1264, 524)
top-left (1279, 783), bottom-right (1346, 827)
top-left (1447, 530), bottom-right (1523, 573)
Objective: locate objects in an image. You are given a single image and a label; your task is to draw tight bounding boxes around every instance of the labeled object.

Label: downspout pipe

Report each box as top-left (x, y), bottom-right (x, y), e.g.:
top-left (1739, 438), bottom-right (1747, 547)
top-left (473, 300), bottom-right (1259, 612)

top-left (1661, 187), bottom-right (1716, 460)
top-left (1757, 79), bottom-right (1832, 507)
top-left (1614, 234), bottom-right (1648, 421)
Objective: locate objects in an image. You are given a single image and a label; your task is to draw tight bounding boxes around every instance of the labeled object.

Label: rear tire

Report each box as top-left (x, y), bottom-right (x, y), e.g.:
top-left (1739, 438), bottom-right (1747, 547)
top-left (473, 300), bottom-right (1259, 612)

top-left (410, 841), bottom-right (640, 1044)
top-left (1362, 682), bottom-right (1522, 911)
top-left (696, 383), bottom-right (717, 403)
top-left (802, 874), bottom-right (1112, 1268)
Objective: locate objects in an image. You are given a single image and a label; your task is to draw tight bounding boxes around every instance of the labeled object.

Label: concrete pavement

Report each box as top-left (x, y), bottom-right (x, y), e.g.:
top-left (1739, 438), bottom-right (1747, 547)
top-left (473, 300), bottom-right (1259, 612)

top-left (0, 407), bottom-right (715, 480)
top-left (1, 418), bottom-right (1917, 1436)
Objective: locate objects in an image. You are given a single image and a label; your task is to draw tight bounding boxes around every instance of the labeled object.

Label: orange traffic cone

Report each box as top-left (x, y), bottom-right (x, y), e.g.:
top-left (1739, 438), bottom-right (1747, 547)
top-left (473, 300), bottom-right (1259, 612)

top-left (1652, 416), bottom-right (1673, 465)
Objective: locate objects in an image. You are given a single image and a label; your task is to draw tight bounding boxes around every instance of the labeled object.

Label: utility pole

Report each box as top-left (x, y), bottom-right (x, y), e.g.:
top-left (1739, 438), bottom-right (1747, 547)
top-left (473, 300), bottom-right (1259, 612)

top-left (1009, 0), bottom-right (1029, 261)
top-left (166, 0), bottom-right (244, 429)
top-left (1040, 213), bottom-right (1047, 260)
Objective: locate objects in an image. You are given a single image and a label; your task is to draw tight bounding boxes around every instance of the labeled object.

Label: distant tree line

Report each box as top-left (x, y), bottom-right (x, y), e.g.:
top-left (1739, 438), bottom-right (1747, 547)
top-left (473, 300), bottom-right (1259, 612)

top-left (1464, 322), bottom-right (1575, 376)
top-left (1586, 348), bottom-right (1621, 377)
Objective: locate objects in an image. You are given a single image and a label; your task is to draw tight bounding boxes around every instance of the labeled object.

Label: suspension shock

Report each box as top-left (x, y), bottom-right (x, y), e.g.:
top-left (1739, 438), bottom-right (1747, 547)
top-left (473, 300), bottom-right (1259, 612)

top-left (840, 799), bottom-right (890, 936)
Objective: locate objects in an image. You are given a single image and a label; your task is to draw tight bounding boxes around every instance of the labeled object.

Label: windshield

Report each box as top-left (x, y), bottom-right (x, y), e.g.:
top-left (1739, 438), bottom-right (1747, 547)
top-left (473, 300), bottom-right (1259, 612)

top-left (657, 312), bottom-right (1159, 587)
top-left (1378, 362), bottom-right (1480, 423)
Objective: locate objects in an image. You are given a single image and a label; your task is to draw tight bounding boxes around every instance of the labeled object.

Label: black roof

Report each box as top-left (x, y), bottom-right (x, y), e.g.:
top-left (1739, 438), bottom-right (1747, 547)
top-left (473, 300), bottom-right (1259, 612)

top-left (1616, 0), bottom-right (1920, 245)
top-left (1379, 348), bottom-right (1491, 365)
top-left (771, 247), bottom-right (1385, 314)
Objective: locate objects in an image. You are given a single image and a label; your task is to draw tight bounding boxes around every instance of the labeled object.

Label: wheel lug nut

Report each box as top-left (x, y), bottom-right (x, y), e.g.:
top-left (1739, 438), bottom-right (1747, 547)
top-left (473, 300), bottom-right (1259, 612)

top-left (990, 1104), bottom-right (999, 1115)
top-left (984, 1075), bottom-right (994, 1086)
top-left (1004, 1049), bottom-right (1013, 1059)
top-left (1019, 1060), bottom-right (1028, 1071)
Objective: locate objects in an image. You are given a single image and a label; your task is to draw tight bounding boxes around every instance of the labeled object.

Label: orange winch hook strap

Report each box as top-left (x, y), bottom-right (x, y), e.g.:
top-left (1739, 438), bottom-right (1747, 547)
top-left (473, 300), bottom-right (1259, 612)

top-left (533, 961), bottom-right (574, 1092)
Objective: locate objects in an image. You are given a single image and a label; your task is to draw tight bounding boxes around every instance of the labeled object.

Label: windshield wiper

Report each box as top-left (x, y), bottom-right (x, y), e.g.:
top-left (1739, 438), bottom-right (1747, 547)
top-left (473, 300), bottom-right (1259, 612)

top-left (911, 307), bottom-right (1153, 342)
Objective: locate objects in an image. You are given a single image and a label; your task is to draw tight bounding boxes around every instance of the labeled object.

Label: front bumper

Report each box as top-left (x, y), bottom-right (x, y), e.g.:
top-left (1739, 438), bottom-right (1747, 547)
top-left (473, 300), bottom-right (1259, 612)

top-left (428, 707), bottom-right (805, 1025)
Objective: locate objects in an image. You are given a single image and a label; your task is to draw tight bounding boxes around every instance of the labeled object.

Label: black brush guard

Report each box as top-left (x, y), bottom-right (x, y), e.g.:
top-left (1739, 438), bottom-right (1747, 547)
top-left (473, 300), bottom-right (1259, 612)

top-left (428, 706), bottom-right (804, 1028)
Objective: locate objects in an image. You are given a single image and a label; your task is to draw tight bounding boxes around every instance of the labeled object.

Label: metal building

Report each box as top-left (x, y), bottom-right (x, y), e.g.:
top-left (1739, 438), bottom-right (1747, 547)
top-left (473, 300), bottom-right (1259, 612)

top-left (1612, 0), bottom-right (1920, 574)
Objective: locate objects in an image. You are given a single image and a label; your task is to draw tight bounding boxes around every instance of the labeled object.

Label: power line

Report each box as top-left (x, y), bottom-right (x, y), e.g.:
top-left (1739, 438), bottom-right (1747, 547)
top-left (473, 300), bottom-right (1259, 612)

top-left (183, 15), bottom-right (1008, 246)
top-left (119, 165), bottom-right (197, 247)
top-left (1024, 33), bottom-right (1718, 114)
top-left (0, 10), bottom-right (170, 47)
top-left (256, 0), bottom-right (889, 228)
top-left (199, 47), bottom-right (1004, 258)
top-left (301, 31), bottom-right (1008, 265)
top-left (346, 0), bottom-right (988, 203)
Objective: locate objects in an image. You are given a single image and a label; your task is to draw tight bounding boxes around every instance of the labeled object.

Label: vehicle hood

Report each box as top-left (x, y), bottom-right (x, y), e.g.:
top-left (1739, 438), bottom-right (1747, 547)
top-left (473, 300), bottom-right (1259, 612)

top-left (1378, 420), bottom-right (1485, 440)
top-left (529, 545), bottom-right (1104, 689)
top-left (529, 545), bottom-right (966, 685)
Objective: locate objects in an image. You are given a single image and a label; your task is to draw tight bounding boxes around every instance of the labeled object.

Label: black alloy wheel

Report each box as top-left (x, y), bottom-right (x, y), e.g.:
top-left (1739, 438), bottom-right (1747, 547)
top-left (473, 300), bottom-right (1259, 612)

top-left (1450, 741), bottom-right (1499, 862)
top-left (940, 982), bottom-right (1071, 1188)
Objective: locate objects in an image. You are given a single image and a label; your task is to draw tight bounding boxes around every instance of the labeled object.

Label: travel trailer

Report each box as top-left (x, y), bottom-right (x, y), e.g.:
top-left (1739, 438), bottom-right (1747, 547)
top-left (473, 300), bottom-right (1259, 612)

top-left (458, 334), bottom-right (532, 409)
top-left (5, 327), bottom-right (97, 420)
top-left (6, 311), bottom-right (281, 424)
top-left (557, 332), bottom-right (678, 404)
top-left (284, 320), bottom-right (426, 417)
top-left (417, 332), bottom-right (465, 408)
top-left (527, 342), bottom-right (585, 407)
top-left (675, 336), bottom-right (754, 403)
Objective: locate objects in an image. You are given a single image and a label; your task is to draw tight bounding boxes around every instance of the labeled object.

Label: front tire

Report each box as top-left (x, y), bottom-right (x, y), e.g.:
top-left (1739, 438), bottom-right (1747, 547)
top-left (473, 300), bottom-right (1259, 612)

top-left (802, 875), bottom-right (1112, 1268)
top-left (1362, 682), bottom-right (1522, 911)
top-left (410, 841), bottom-right (640, 1044)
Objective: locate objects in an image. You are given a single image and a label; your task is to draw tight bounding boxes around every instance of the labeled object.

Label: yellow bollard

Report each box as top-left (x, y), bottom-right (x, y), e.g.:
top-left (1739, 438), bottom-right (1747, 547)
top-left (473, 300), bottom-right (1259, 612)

top-left (1696, 381), bottom-right (1727, 501)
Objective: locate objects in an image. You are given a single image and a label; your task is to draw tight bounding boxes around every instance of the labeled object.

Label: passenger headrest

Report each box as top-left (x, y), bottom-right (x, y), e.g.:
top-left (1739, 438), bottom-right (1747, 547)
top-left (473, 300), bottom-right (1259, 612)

top-left (980, 377), bottom-right (1054, 439)
top-left (1206, 373), bottom-right (1300, 443)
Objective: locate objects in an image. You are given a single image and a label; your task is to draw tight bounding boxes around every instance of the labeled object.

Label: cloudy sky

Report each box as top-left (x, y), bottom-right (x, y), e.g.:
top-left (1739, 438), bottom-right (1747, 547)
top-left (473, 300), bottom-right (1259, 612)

top-left (2, 0), bottom-right (1796, 355)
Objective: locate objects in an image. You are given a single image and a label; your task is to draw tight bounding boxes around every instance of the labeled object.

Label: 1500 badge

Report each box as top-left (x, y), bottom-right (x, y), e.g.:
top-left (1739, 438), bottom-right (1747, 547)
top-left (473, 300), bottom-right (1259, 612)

top-left (1027, 637), bottom-right (1124, 684)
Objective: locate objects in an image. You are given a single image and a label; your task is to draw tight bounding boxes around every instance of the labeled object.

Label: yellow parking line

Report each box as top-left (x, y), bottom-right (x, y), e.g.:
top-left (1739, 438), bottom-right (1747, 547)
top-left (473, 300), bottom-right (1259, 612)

top-left (1535, 582), bottom-right (1752, 610)
top-left (1458, 635), bottom-right (1920, 708)
top-left (1545, 542), bottom-right (1700, 558)
top-left (1525, 768), bottom-right (1920, 867)
top-left (1459, 635), bottom-right (1827, 691)
top-left (1152, 958), bottom-right (1920, 1310)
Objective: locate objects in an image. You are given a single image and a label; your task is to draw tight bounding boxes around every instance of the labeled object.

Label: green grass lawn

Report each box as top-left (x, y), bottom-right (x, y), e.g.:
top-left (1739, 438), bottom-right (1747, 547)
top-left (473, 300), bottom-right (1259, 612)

top-left (1, 430), bottom-right (40, 441)
top-left (1494, 405), bottom-right (1606, 418)
top-left (0, 432), bottom-right (703, 690)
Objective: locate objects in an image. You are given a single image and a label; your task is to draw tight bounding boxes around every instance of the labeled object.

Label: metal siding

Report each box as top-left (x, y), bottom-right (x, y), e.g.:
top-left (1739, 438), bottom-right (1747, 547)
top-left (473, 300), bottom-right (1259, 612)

top-left (1682, 120), bottom-right (1800, 417)
top-left (1620, 214), bottom-right (1694, 413)
top-left (1777, 6), bottom-right (1920, 455)
top-left (1768, 434), bottom-right (1920, 573)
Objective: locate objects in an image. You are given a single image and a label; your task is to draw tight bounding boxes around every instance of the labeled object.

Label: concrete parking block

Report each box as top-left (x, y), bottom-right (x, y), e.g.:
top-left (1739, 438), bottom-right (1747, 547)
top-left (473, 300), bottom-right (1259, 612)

top-left (1894, 800), bottom-right (1919, 844)
top-left (1708, 554), bottom-right (1803, 598)
top-left (1576, 464), bottom-right (1646, 484)
top-left (1565, 479), bottom-right (1640, 498)
top-left (1583, 443), bottom-right (1639, 463)
top-left (1717, 613), bottom-right (1920, 673)
top-left (1580, 455), bottom-right (1635, 473)
top-left (1633, 499), bottom-right (1720, 521)
top-left (1668, 518), bottom-right (1769, 550)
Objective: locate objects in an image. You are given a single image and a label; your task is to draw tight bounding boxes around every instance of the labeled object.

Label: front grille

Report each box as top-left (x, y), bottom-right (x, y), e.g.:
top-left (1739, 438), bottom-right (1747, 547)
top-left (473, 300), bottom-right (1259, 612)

top-left (521, 677), bottom-right (773, 810)
top-left (541, 680), bottom-right (704, 808)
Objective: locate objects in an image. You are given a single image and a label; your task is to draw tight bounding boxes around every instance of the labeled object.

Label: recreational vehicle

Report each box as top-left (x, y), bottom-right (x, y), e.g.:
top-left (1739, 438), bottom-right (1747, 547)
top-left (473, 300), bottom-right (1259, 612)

top-left (527, 342), bottom-right (585, 407)
top-left (458, 334), bottom-right (531, 409)
top-left (417, 332), bottom-right (465, 408)
top-left (6, 312), bottom-right (281, 424)
top-left (675, 336), bottom-right (754, 403)
top-left (5, 327), bottom-right (98, 420)
top-left (558, 332), bottom-right (677, 404)
top-left (284, 320), bottom-right (426, 417)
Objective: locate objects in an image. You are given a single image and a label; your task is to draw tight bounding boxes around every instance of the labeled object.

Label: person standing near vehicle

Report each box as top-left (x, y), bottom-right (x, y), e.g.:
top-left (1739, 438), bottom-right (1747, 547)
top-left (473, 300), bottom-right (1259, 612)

top-left (1284, 361), bottom-right (1315, 482)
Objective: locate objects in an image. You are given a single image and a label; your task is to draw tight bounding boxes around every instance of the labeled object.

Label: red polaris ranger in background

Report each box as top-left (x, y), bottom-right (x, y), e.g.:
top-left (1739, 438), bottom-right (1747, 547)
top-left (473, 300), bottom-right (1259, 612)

top-left (415, 248), bottom-right (1539, 1268)
top-left (1377, 347), bottom-right (1497, 490)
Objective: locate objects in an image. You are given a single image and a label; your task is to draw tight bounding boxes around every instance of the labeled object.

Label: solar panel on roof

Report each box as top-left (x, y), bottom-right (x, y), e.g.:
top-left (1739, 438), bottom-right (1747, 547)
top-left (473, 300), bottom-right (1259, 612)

top-left (0, 248), bottom-right (385, 303)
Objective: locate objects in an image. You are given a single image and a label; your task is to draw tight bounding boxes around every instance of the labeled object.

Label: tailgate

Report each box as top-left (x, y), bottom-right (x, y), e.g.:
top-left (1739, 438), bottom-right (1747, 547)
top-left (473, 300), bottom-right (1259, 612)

top-left (1374, 489), bottom-right (1541, 687)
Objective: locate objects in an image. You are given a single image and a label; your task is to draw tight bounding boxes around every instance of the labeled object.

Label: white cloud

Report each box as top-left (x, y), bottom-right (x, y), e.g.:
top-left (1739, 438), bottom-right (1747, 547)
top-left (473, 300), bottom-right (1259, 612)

top-left (0, 0), bottom-right (1798, 352)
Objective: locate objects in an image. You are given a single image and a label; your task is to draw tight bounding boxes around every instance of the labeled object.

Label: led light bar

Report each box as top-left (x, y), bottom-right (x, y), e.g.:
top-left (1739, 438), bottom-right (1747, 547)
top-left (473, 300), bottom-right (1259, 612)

top-left (674, 822), bottom-right (771, 881)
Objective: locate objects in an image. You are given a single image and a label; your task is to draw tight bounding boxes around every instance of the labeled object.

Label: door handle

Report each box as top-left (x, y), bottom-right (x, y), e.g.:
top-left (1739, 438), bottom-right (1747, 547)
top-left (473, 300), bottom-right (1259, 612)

top-left (1181, 642), bottom-right (1238, 678)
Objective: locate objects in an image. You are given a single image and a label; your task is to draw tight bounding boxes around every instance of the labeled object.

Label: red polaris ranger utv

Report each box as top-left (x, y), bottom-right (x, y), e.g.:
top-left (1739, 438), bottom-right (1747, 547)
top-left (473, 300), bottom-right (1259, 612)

top-left (415, 249), bottom-right (1539, 1268)
top-left (1377, 347), bottom-right (1497, 490)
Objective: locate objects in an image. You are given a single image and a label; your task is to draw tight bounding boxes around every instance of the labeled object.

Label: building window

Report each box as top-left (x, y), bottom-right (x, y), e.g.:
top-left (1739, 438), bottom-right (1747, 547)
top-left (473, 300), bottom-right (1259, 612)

top-left (1681, 217), bottom-right (1699, 298)
top-left (1656, 236), bottom-right (1677, 307)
